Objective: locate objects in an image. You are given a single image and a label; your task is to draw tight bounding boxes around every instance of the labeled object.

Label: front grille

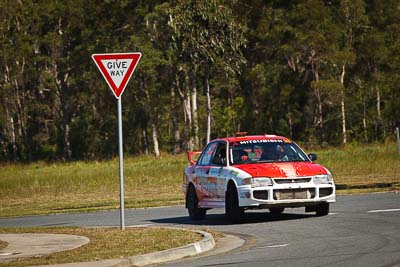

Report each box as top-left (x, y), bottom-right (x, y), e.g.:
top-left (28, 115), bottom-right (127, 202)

top-left (319, 188), bottom-right (333, 197)
top-left (253, 190), bottom-right (269, 200)
top-left (273, 178), bottom-right (312, 184)
top-left (273, 188), bottom-right (315, 200)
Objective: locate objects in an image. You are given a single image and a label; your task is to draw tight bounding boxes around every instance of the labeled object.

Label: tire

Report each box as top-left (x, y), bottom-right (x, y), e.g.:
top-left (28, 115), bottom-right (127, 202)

top-left (225, 184), bottom-right (244, 223)
top-left (186, 185), bottom-right (206, 220)
top-left (269, 207), bottom-right (285, 215)
top-left (315, 203), bottom-right (329, 216)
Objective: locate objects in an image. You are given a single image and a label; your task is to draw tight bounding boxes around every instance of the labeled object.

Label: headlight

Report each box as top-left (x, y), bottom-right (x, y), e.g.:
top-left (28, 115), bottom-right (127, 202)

top-left (242, 177), bottom-right (253, 185)
top-left (314, 174), bottom-right (333, 184)
top-left (242, 177), bottom-right (272, 187)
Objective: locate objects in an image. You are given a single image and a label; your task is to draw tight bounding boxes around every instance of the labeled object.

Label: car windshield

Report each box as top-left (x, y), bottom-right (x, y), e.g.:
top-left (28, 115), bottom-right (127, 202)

top-left (229, 140), bottom-right (309, 164)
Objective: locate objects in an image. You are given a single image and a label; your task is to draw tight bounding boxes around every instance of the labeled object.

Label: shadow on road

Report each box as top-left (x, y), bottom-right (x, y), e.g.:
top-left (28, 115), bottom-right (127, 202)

top-left (149, 211), bottom-right (313, 226)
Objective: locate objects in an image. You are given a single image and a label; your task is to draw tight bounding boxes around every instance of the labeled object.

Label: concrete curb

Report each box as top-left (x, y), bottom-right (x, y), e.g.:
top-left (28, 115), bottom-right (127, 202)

top-left (113, 229), bottom-right (215, 267)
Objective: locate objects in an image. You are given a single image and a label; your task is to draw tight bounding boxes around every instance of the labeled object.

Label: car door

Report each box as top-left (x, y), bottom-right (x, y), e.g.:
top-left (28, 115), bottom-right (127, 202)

top-left (208, 142), bottom-right (228, 202)
top-left (195, 141), bottom-right (227, 208)
top-left (195, 142), bottom-right (218, 205)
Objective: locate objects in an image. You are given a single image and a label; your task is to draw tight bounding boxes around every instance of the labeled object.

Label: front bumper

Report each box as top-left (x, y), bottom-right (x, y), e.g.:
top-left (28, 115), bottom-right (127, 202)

top-left (237, 183), bottom-right (335, 208)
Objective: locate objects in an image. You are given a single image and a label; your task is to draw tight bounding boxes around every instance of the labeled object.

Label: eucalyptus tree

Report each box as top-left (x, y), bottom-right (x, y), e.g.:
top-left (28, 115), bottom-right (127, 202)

top-left (359, 0), bottom-right (400, 140)
top-left (144, 2), bottom-right (183, 153)
top-left (170, 0), bottom-right (246, 144)
top-left (331, 0), bottom-right (367, 144)
top-left (37, 0), bottom-right (89, 160)
top-left (279, 0), bottom-right (342, 143)
top-left (0, 1), bottom-right (43, 161)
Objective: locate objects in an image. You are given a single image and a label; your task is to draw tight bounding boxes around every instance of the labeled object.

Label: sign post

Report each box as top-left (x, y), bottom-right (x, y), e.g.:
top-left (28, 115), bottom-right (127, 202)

top-left (92, 52), bottom-right (142, 230)
top-left (117, 97), bottom-right (125, 229)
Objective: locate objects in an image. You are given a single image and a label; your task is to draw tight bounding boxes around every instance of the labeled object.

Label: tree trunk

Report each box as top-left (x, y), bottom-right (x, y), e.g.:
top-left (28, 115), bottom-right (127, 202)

top-left (57, 72), bottom-right (72, 160)
top-left (361, 94), bottom-right (368, 143)
top-left (151, 121), bottom-right (160, 158)
top-left (177, 73), bottom-right (192, 150)
top-left (142, 76), bottom-right (160, 158)
top-left (141, 127), bottom-right (149, 155)
top-left (376, 86), bottom-right (381, 119)
top-left (191, 73), bottom-right (199, 150)
top-left (206, 74), bottom-right (211, 144)
top-left (312, 64), bottom-right (323, 142)
top-left (10, 116), bottom-right (17, 161)
top-left (340, 65), bottom-right (347, 144)
top-left (170, 85), bottom-right (181, 153)
top-left (13, 76), bottom-right (26, 147)
top-left (53, 17), bottom-right (71, 160)
top-left (288, 110), bottom-right (293, 139)
top-left (7, 62), bottom-right (28, 161)
top-left (375, 86), bottom-right (385, 140)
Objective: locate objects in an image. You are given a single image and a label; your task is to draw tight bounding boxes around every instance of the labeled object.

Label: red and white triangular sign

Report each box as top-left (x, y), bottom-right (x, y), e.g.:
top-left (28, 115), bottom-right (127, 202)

top-left (92, 52), bottom-right (142, 99)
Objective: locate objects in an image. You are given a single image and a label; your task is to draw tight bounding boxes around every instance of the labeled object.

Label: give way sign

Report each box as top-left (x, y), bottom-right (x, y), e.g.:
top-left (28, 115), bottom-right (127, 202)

top-left (92, 52), bottom-right (142, 99)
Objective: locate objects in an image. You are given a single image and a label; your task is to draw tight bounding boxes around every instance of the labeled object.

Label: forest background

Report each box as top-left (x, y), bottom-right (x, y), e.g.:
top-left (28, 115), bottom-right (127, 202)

top-left (1, 0), bottom-right (399, 162)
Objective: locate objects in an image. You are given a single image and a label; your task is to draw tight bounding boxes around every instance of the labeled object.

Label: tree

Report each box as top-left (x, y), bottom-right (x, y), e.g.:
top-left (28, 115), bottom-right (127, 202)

top-left (332, 0), bottom-right (366, 144)
top-left (170, 0), bottom-right (246, 144)
top-left (1, 0), bottom-right (400, 162)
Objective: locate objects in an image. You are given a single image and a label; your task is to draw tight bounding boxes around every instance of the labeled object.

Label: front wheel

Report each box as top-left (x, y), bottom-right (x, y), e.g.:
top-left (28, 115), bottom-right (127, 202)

top-left (186, 185), bottom-right (206, 220)
top-left (315, 203), bottom-right (330, 216)
top-left (225, 184), bottom-right (244, 223)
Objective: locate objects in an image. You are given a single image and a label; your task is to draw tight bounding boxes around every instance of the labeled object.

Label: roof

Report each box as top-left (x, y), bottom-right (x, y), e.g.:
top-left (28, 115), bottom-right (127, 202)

top-left (212, 134), bottom-right (290, 143)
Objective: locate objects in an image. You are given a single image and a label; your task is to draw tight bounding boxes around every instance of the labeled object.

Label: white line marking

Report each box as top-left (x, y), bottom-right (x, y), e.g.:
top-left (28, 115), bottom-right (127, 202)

top-left (328, 213), bottom-right (337, 215)
top-left (368, 208), bottom-right (400, 213)
top-left (126, 224), bottom-right (154, 228)
top-left (266, 244), bottom-right (289, 248)
top-left (0, 253), bottom-right (13, 256)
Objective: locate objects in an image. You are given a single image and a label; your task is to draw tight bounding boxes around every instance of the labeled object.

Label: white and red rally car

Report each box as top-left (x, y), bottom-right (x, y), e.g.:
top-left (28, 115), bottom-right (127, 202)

top-left (182, 134), bottom-right (335, 223)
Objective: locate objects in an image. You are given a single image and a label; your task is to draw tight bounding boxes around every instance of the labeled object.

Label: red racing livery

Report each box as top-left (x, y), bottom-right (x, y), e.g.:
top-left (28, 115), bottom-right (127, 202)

top-left (182, 134), bottom-right (335, 223)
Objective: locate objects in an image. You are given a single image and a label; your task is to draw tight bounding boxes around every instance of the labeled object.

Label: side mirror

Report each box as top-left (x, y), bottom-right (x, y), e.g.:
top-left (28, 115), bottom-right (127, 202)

top-left (308, 153), bottom-right (317, 161)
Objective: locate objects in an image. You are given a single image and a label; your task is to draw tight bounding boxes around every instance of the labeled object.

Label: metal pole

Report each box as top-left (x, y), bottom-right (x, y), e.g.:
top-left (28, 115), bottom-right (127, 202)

top-left (396, 127), bottom-right (400, 158)
top-left (118, 97), bottom-right (125, 230)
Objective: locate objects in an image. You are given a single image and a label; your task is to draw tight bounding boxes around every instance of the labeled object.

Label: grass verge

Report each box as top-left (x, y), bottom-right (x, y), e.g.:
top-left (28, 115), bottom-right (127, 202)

top-left (0, 144), bottom-right (399, 217)
top-left (0, 153), bottom-right (186, 217)
top-left (314, 143), bottom-right (400, 193)
top-left (0, 227), bottom-right (203, 267)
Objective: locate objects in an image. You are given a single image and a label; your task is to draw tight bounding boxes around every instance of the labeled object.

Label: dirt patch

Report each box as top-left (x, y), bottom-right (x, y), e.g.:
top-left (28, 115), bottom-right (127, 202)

top-left (0, 240), bottom-right (8, 250)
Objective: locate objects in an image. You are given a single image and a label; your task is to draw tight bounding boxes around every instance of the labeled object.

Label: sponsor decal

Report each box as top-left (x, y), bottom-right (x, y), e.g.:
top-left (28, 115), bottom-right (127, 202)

top-left (209, 167), bottom-right (220, 177)
top-left (221, 169), bottom-right (231, 178)
top-left (230, 170), bottom-right (240, 177)
top-left (239, 139), bottom-right (284, 144)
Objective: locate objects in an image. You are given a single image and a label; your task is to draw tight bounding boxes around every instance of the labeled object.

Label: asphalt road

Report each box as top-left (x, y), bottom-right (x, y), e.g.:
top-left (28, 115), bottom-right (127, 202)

top-left (1, 192), bottom-right (399, 267)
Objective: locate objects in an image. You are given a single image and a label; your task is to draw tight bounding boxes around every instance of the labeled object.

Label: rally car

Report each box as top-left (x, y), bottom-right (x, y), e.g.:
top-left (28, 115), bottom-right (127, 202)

top-left (182, 134), bottom-right (335, 223)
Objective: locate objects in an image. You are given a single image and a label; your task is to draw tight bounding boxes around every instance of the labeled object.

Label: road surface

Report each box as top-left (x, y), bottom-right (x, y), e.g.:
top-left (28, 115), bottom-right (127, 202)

top-left (1, 193), bottom-right (399, 267)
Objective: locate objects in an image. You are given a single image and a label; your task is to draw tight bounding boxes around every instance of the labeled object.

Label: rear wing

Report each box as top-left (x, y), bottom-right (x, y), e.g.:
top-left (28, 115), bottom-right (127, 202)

top-left (187, 151), bottom-right (202, 166)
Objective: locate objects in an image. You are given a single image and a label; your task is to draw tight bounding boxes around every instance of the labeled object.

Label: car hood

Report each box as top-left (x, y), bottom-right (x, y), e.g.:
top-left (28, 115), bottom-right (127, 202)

top-left (233, 162), bottom-right (328, 178)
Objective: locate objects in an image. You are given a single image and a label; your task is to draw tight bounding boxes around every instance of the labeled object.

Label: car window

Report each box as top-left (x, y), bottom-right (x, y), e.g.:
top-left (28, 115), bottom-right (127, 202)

top-left (229, 140), bottom-right (309, 164)
top-left (198, 142), bottom-right (218, 166)
top-left (211, 143), bottom-right (227, 166)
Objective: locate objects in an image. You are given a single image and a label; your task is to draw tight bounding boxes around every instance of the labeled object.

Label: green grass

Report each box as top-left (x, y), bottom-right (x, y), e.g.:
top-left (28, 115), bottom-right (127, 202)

top-left (0, 144), bottom-right (399, 218)
top-left (0, 153), bottom-right (187, 217)
top-left (0, 227), bottom-right (202, 267)
top-left (314, 143), bottom-right (400, 187)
